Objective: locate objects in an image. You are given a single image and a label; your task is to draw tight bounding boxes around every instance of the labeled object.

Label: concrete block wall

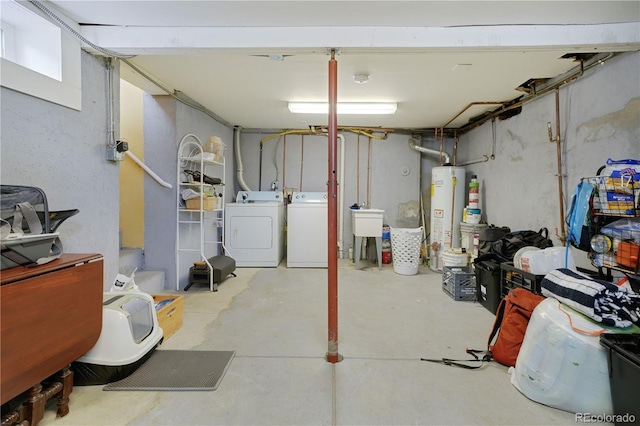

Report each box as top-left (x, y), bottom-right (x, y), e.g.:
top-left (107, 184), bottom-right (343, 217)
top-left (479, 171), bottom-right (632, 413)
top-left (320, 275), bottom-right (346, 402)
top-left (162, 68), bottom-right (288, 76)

top-left (1, 52), bottom-right (120, 288)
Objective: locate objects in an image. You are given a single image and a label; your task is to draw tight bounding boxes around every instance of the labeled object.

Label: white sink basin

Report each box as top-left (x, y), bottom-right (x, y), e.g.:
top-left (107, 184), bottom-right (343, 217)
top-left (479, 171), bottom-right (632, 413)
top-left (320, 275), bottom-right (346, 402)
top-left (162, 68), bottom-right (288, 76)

top-left (351, 209), bottom-right (384, 237)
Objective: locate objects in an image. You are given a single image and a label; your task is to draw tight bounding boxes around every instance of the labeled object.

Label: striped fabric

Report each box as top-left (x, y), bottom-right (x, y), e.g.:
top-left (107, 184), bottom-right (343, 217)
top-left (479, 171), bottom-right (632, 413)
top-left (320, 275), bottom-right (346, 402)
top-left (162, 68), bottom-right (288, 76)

top-left (541, 268), bottom-right (640, 328)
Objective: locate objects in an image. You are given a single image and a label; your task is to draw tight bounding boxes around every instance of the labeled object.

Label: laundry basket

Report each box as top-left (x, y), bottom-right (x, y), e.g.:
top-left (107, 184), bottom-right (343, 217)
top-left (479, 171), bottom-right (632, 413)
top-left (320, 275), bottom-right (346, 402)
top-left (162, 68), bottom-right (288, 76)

top-left (390, 227), bottom-right (423, 275)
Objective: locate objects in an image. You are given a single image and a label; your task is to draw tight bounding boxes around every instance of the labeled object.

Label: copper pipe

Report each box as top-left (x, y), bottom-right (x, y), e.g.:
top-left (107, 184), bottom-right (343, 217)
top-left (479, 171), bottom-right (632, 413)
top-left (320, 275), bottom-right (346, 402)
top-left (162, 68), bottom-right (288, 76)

top-left (434, 128), bottom-right (439, 164)
top-left (441, 101), bottom-right (506, 129)
top-left (458, 54), bottom-right (614, 135)
top-left (453, 133), bottom-right (458, 165)
top-left (326, 49), bottom-right (341, 364)
top-left (555, 89), bottom-right (566, 239)
top-left (439, 130), bottom-right (444, 165)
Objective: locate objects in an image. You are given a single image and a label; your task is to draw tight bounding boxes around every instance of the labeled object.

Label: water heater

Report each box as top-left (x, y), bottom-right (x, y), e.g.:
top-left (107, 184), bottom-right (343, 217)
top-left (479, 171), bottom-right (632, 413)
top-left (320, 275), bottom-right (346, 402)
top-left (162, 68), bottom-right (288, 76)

top-left (430, 166), bottom-right (466, 272)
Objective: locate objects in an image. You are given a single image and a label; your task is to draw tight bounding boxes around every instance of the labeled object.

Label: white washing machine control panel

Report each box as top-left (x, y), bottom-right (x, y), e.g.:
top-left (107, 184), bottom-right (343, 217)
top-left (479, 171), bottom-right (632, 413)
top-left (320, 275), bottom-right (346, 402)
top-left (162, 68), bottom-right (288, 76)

top-left (291, 192), bottom-right (328, 204)
top-left (235, 191), bottom-right (284, 203)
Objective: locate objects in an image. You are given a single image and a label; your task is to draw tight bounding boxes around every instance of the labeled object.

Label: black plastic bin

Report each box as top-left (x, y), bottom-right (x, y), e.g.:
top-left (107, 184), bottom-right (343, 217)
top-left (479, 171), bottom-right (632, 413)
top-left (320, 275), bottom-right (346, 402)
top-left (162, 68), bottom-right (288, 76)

top-left (500, 262), bottom-right (545, 298)
top-left (599, 333), bottom-right (640, 425)
top-left (474, 257), bottom-right (501, 314)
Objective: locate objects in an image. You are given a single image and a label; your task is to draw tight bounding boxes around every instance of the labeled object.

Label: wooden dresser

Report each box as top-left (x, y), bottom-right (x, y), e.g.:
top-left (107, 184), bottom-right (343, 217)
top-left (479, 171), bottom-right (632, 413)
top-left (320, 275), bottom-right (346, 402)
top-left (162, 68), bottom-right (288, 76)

top-left (1, 253), bottom-right (103, 425)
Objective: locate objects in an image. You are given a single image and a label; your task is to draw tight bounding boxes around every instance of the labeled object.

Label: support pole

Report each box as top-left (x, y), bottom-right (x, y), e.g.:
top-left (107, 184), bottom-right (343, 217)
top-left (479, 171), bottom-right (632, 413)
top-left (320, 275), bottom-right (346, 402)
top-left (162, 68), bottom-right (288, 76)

top-left (326, 49), bottom-right (342, 363)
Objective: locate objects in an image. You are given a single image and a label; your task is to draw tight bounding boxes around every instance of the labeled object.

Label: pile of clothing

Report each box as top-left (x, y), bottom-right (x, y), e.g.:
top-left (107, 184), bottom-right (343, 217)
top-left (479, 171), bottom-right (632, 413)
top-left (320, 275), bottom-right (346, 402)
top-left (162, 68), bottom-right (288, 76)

top-left (542, 268), bottom-right (640, 328)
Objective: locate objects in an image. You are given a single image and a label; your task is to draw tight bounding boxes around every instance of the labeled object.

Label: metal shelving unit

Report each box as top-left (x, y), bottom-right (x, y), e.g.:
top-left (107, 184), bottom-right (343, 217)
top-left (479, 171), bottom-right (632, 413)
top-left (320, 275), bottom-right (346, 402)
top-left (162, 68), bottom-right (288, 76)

top-left (581, 175), bottom-right (639, 278)
top-left (176, 134), bottom-right (225, 291)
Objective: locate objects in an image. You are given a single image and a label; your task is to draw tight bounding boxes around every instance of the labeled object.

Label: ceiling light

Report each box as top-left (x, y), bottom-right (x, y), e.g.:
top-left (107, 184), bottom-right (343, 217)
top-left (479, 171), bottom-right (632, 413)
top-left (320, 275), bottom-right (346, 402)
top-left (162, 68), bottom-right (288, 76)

top-left (288, 102), bottom-right (397, 115)
top-left (353, 73), bottom-right (369, 84)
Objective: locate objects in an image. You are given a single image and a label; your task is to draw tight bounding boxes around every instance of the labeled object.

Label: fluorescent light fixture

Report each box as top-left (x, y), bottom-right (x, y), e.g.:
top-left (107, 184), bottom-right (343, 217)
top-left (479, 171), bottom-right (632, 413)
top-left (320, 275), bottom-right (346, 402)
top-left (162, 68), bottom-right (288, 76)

top-left (288, 102), bottom-right (397, 115)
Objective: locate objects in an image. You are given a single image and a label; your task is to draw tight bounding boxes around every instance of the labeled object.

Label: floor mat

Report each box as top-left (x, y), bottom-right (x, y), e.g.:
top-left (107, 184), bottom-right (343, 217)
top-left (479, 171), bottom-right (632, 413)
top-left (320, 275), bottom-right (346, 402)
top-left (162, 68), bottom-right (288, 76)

top-left (103, 350), bottom-right (235, 391)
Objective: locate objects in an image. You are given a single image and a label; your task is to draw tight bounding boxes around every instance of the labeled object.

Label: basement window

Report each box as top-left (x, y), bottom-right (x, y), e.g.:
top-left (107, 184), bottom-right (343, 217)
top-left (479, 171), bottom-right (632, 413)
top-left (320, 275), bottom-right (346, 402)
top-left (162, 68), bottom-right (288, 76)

top-left (0, 0), bottom-right (81, 110)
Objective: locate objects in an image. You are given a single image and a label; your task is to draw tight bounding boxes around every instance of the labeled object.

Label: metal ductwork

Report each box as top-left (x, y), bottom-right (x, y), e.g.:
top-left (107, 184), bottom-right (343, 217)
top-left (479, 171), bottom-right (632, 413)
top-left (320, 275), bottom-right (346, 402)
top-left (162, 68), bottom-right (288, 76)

top-left (408, 136), bottom-right (451, 164)
top-left (234, 127), bottom-right (251, 191)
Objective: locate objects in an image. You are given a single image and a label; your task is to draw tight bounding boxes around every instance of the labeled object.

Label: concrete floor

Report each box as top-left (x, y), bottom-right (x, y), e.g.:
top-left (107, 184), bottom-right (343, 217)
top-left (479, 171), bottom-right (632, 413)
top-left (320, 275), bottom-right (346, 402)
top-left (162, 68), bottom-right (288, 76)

top-left (40, 258), bottom-right (586, 426)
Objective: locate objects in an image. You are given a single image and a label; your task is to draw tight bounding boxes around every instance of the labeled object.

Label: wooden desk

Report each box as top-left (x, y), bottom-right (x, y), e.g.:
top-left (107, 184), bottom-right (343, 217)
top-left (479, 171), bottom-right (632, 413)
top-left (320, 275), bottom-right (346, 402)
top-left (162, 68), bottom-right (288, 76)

top-left (1, 253), bottom-right (103, 425)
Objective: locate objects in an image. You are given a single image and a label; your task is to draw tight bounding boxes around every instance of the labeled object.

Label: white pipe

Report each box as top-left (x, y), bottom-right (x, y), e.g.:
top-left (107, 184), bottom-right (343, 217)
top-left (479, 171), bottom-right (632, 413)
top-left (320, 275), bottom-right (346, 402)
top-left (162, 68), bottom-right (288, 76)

top-left (125, 151), bottom-right (172, 188)
top-left (234, 127), bottom-right (251, 191)
top-left (457, 155), bottom-right (490, 166)
top-left (408, 136), bottom-right (451, 164)
top-left (338, 133), bottom-right (345, 259)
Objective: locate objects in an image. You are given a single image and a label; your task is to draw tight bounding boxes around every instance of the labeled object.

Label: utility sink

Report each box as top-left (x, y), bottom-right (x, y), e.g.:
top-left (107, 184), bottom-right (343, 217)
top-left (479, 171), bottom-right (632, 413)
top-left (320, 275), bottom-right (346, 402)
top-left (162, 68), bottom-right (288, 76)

top-left (351, 209), bottom-right (384, 237)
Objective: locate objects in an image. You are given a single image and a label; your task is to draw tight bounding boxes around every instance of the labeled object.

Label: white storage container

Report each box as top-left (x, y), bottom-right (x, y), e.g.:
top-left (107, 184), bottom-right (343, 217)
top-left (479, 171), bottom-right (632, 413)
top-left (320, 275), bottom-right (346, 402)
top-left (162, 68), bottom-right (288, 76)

top-left (510, 297), bottom-right (613, 415)
top-left (517, 246), bottom-right (576, 274)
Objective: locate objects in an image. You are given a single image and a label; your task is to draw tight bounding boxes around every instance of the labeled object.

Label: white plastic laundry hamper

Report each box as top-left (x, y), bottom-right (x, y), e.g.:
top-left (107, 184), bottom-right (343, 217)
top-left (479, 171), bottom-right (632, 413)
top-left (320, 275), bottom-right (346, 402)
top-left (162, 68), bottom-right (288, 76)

top-left (390, 227), bottom-right (423, 275)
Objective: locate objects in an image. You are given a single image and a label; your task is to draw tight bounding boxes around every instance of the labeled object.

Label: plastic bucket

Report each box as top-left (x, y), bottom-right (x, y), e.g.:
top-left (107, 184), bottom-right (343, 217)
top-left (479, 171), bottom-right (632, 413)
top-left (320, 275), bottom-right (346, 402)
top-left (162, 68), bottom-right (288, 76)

top-left (460, 222), bottom-right (487, 258)
top-left (442, 248), bottom-right (469, 268)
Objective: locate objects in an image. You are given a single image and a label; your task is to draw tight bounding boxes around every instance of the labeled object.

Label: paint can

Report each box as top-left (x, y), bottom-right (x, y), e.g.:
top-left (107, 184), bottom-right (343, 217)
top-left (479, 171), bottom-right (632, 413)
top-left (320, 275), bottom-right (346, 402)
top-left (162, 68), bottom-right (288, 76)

top-left (465, 209), bottom-right (481, 224)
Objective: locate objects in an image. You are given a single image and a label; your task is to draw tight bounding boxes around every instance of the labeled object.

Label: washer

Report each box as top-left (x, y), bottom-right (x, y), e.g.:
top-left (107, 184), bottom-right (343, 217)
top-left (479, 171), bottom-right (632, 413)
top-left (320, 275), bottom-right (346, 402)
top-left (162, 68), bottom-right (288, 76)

top-left (224, 191), bottom-right (285, 267)
top-left (287, 192), bottom-right (327, 268)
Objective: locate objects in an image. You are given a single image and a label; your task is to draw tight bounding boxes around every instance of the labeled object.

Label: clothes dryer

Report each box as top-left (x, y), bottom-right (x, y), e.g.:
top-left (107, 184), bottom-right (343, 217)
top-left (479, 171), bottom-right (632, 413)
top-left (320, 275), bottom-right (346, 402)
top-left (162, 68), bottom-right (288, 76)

top-left (224, 191), bottom-right (285, 267)
top-left (287, 192), bottom-right (327, 268)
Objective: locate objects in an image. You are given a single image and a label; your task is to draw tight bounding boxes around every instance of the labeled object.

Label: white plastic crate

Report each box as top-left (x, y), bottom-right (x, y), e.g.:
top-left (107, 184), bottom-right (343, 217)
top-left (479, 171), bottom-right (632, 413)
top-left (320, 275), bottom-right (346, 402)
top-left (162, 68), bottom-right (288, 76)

top-left (442, 265), bottom-right (477, 301)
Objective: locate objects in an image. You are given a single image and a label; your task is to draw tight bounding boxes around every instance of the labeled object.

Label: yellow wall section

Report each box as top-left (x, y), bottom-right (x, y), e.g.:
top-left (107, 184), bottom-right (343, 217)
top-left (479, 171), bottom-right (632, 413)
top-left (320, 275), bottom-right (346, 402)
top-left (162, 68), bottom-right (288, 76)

top-left (119, 80), bottom-right (144, 248)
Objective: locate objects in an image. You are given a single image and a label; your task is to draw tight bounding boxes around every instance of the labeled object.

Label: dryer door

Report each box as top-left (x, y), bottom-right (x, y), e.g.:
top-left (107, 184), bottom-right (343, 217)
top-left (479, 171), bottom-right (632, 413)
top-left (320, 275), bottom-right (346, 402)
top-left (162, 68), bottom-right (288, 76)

top-left (228, 216), bottom-right (273, 249)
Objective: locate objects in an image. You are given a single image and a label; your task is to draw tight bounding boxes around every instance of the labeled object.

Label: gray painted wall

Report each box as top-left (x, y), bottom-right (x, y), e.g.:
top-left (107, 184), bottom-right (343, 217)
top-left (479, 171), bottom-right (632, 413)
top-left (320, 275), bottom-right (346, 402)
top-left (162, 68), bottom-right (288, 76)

top-left (1, 52), bottom-right (120, 288)
top-left (3, 50), bottom-right (637, 289)
top-left (236, 131), bottom-right (422, 258)
top-left (455, 51), bottom-right (640, 268)
top-left (143, 96), bottom-right (234, 290)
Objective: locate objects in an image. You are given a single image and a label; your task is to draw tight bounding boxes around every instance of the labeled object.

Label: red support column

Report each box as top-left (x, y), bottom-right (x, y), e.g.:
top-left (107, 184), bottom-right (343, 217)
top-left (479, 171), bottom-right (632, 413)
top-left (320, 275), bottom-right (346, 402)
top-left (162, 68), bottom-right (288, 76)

top-left (326, 49), bottom-right (342, 363)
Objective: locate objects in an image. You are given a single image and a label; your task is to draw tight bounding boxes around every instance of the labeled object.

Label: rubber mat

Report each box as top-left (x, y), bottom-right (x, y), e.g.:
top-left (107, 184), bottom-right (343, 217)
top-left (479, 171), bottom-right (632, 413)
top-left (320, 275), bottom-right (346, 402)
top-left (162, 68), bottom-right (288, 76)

top-left (103, 350), bottom-right (235, 391)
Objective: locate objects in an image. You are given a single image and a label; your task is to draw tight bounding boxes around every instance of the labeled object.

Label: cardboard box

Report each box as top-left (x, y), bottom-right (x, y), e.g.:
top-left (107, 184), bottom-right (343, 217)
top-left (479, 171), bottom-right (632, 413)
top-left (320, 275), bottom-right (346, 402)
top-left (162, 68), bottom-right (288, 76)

top-left (186, 197), bottom-right (215, 210)
top-left (152, 295), bottom-right (184, 340)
